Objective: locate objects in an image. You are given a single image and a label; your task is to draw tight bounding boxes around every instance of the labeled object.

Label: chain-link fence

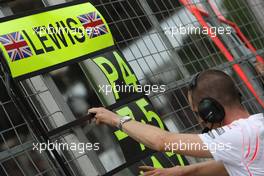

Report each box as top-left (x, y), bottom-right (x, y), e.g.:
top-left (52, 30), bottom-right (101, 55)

top-left (0, 0), bottom-right (264, 175)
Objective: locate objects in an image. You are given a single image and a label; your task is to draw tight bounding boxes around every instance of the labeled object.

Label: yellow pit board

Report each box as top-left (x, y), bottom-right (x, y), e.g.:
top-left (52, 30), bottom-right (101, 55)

top-left (0, 1), bottom-right (114, 80)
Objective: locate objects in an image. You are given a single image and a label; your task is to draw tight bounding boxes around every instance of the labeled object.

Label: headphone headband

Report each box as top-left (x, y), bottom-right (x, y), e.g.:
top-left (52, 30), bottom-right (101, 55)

top-left (188, 72), bottom-right (200, 91)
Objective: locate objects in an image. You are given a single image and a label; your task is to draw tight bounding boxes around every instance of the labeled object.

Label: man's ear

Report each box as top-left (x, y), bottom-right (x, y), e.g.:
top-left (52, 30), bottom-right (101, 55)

top-left (187, 91), bottom-right (194, 111)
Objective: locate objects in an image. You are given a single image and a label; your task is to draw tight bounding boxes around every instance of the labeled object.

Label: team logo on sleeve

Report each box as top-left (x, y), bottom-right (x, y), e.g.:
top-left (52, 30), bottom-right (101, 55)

top-left (0, 32), bottom-right (33, 62)
top-left (215, 127), bottom-right (225, 136)
top-left (77, 11), bottom-right (108, 38)
top-left (207, 131), bottom-right (215, 139)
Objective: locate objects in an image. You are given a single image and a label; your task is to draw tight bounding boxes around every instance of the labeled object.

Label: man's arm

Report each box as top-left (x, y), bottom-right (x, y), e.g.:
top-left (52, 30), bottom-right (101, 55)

top-left (140, 160), bottom-right (228, 176)
top-left (88, 107), bottom-right (212, 158)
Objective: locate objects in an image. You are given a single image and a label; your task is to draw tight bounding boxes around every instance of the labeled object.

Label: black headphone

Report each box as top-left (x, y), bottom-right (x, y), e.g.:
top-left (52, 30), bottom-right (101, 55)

top-left (188, 72), bottom-right (225, 124)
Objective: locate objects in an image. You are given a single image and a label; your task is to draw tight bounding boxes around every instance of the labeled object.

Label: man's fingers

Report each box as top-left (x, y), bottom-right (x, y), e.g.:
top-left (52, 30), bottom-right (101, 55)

top-left (88, 108), bottom-right (100, 113)
top-left (88, 107), bottom-right (118, 127)
top-left (139, 166), bottom-right (155, 171)
top-left (88, 107), bottom-right (101, 114)
top-left (96, 119), bottom-right (101, 125)
top-left (88, 108), bottom-right (96, 114)
top-left (143, 170), bottom-right (156, 176)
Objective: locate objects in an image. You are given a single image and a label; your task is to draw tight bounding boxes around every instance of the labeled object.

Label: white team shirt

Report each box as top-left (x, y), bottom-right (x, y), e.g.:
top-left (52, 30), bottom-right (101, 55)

top-left (199, 113), bottom-right (264, 176)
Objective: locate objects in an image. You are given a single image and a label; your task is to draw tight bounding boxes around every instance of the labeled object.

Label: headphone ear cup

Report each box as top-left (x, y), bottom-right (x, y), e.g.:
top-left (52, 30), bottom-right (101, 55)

top-left (198, 98), bottom-right (225, 123)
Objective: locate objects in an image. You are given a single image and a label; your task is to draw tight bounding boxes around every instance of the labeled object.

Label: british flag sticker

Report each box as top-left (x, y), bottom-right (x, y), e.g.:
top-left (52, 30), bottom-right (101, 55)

top-left (77, 11), bottom-right (108, 39)
top-left (0, 31), bottom-right (33, 62)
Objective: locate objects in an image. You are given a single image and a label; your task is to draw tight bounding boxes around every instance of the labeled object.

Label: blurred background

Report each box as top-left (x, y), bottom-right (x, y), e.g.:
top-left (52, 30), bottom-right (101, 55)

top-left (0, 0), bottom-right (264, 175)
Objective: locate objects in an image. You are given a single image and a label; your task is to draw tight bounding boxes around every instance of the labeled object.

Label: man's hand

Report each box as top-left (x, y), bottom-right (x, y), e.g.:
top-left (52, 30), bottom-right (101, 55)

top-left (139, 166), bottom-right (182, 176)
top-left (88, 107), bottom-right (120, 127)
top-left (139, 160), bottom-right (228, 176)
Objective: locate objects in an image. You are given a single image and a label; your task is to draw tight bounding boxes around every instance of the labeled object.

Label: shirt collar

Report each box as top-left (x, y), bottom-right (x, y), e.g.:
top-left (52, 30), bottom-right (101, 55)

top-left (249, 113), bottom-right (264, 120)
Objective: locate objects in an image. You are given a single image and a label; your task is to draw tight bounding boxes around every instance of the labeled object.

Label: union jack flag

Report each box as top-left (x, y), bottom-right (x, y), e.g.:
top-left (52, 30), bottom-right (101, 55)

top-left (77, 12), bottom-right (108, 38)
top-left (0, 31), bottom-right (33, 62)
